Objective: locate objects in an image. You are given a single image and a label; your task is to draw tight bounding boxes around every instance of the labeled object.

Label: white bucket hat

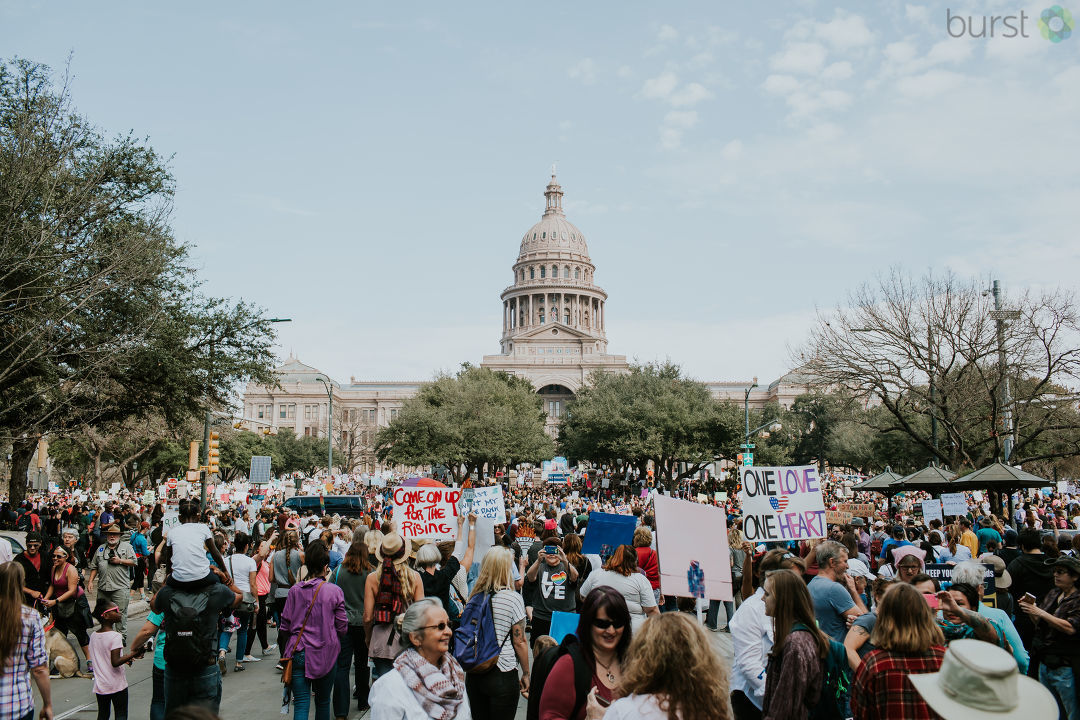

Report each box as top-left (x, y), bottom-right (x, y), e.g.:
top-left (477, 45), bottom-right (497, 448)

top-left (909, 640), bottom-right (1057, 720)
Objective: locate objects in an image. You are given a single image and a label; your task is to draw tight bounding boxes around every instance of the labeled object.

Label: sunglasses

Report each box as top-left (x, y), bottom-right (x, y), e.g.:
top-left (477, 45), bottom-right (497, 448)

top-left (591, 618), bottom-right (626, 630)
top-left (53, 553), bottom-right (67, 558)
top-left (418, 622), bottom-right (450, 632)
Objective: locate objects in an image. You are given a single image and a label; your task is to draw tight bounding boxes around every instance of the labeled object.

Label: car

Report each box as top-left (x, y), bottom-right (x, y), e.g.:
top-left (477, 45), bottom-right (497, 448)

top-left (283, 495), bottom-right (366, 518)
top-left (0, 530), bottom-right (27, 557)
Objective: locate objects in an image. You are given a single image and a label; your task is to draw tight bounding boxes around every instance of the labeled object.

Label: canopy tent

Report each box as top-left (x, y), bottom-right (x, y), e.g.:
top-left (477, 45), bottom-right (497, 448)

top-left (950, 462), bottom-right (1051, 489)
top-left (851, 466), bottom-right (904, 492)
top-left (889, 464), bottom-right (958, 491)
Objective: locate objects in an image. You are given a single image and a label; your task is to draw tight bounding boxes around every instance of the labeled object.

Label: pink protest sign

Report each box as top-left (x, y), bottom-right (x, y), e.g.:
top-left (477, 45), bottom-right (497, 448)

top-left (392, 487), bottom-right (462, 540)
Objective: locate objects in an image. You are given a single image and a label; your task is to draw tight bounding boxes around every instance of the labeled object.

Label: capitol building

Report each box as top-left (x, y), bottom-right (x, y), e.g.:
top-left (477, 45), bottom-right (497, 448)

top-left (240, 173), bottom-right (811, 472)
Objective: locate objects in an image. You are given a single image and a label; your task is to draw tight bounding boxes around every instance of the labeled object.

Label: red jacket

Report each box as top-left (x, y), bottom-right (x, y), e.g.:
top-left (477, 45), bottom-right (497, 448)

top-left (636, 546), bottom-right (660, 589)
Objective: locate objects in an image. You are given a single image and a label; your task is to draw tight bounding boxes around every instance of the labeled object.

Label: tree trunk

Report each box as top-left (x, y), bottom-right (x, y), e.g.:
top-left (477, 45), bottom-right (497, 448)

top-left (8, 438), bottom-right (35, 506)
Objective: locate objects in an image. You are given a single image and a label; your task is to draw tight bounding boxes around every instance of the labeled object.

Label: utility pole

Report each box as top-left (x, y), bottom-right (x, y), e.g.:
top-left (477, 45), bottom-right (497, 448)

top-left (990, 280), bottom-right (1020, 463)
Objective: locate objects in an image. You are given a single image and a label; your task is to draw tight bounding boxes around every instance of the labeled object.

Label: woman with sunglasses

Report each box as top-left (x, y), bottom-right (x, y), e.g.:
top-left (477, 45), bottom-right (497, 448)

top-left (536, 586), bottom-right (633, 720)
top-left (368, 597), bottom-right (471, 719)
top-left (42, 544), bottom-right (92, 671)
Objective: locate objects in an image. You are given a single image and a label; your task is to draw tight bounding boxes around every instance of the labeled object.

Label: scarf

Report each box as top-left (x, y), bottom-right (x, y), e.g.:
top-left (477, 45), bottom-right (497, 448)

top-left (394, 647), bottom-right (466, 720)
top-left (374, 554), bottom-right (405, 623)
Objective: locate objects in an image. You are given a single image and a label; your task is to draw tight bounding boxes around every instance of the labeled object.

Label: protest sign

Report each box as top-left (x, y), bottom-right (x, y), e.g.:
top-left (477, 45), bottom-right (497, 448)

top-left (613, 504), bottom-right (630, 515)
top-left (941, 493), bottom-right (967, 516)
top-left (601, 478), bottom-right (610, 489)
top-left (972, 490), bottom-right (984, 503)
top-left (825, 510), bottom-right (853, 525)
top-left (162, 511), bottom-right (180, 534)
top-left (838, 503), bottom-right (875, 517)
top-left (392, 487), bottom-right (462, 541)
top-left (110, 482), bottom-right (121, 495)
top-left (739, 465), bottom-right (827, 543)
top-left (549, 611), bottom-right (579, 644)
top-left (924, 563), bottom-right (994, 593)
top-left (653, 494), bottom-right (733, 601)
top-left (697, 493), bottom-right (708, 503)
top-left (922, 499), bottom-right (943, 525)
top-left (715, 492), bottom-right (727, 502)
top-left (470, 486), bottom-right (507, 522)
top-left (47, 482), bottom-right (59, 495)
top-left (581, 512), bottom-right (637, 562)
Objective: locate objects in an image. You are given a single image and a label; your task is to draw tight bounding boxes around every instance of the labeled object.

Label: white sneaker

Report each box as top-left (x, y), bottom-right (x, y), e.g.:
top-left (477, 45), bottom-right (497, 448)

top-left (242, 655), bottom-right (261, 662)
top-left (263, 644), bottom-right (278, 654)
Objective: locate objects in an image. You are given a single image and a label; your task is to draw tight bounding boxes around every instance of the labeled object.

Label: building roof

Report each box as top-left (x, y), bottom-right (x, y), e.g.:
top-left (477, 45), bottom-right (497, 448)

top-left (950, 462), bottom-right (1051, 488)
top-left (275, 355), bottom-right (335, 385)
top-left (517, 174), bottom-right (591, 261)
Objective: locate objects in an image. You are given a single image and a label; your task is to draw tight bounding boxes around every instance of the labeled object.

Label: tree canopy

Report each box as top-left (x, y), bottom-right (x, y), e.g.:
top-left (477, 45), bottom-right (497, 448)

top-left (374, 365), bottom-right (555, 482)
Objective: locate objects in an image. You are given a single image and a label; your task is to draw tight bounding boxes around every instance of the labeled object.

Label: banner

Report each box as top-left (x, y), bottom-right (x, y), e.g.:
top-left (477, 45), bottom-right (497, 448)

top-left (924, 563), bottom-right (994, 593)
top-left (838, 503), bottom-right (875, 516)
top-left (825, 510), bottom-right (853, 525)
top-left (392, 487), bottom-right (462, 541)
top-left (580, 512), bottom-right (637, 562)
top-left (922, 499), bottom-right (943, 525)
top-left (470, 486), bottom-right (507, 522)
top-left (941, 492), bottom-right (967, 516)
top-left (739, 465), bottom-right (827, 542)
top-left (653, 494), bottom-right (733, 601)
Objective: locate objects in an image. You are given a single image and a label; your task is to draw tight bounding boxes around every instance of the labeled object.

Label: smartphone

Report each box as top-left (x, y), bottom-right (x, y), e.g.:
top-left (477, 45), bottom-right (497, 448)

top-left (543, 545), bottom-right (557, 555)
top-left (1021, 592), bottom-right (1037, 604)
top-left (922, 593), bottom-right (939, 610)
top-left (597, 696), bottom-right (611, 708)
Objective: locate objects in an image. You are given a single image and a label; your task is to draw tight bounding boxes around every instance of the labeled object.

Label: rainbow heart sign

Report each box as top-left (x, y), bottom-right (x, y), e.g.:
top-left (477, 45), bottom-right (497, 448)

top-left (740, 465), bottom-right (827, 543)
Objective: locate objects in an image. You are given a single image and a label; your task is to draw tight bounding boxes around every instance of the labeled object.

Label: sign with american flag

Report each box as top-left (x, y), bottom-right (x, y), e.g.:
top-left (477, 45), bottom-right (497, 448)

top-left (739, 465), bottom-right (827, 543)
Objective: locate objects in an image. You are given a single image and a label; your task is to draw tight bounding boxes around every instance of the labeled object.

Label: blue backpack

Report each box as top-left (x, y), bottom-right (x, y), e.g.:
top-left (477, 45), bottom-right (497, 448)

top-left (451, 591), bottom-right (511, 673)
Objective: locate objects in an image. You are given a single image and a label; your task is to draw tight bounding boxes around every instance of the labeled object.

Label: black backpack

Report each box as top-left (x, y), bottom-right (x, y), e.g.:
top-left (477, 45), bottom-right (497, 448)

top-left (526, 634), bottom-right (591, 720)
top-left (164, 589), bottom-right (215, 666)
top-left (791, 623), bottom-right (852, 720)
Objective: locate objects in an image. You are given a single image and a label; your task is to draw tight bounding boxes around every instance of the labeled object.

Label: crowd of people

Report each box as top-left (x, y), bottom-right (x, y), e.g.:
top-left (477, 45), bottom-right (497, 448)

top-left (0, 479), bottom-right (1076, 720)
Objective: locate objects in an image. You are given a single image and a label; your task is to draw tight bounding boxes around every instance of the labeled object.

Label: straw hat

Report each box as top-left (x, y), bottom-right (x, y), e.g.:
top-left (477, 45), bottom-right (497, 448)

top-left (376, 532), bottom-right (408, 564)
top-left (909, 640), bottom-right (1057, 719)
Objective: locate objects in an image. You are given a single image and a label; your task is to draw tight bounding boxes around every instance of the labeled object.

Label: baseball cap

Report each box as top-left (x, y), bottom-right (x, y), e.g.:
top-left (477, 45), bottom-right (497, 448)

top-left (846, 557), bottom-right (876, 580)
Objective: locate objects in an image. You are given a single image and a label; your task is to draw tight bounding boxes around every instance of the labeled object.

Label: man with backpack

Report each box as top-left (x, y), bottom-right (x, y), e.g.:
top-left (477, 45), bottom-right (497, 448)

top-left (151, 572), bottom-right (241, 715)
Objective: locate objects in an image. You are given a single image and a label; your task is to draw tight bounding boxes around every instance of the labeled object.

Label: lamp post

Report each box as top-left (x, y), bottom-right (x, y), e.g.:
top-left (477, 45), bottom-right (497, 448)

top-left (315, 376), bottom-right (333, 479)
top-left (742, 378), bottom-right (758, 463)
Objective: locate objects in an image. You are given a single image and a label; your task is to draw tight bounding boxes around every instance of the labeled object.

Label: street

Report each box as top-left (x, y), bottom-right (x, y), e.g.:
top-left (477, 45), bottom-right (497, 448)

top-left (40, 605), bottom-right (735, 720)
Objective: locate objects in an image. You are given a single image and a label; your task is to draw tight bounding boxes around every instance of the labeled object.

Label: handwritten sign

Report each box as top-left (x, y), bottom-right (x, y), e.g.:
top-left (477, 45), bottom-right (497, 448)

top-left (825, 510), bottom-right (853, 525)
top-left (941, 493), bottom-right (967, 516)
top-left (922, 499), bottom-right (943, 525)
top-left (162, 511), bottom-right (180, 534)
top-left (739, 465), bottom-right (827, 542)
top-left (838, 503), bottom-right (875, 517)
top-left (924, 563), bottom-right (995, 593)
top-left (471, 486), bottom-right (507, 522)
top-left (392, 487), bottom-right (462, 540)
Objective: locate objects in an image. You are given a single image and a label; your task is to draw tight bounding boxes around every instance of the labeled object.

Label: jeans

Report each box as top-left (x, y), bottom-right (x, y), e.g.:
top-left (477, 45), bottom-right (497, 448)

top-left (466, 668), bottom-right (520, 720)
top-left (151, 666), bottom-right (165, 720)
top-left (164, 663), bottom-right (222, 715)
top-left (1040, 664), bottom-right (1079, 720)
top-left (95, 689), bottom-right (127, 720)
top-left (273, 596), bottom-right (288, 646)
top-left (706, 600), bottom-right (728, 630)
top-left (291, 650), bottom-right (335, 720)
top-left (245, 595), bottom-right (270, 654)
top-left (218, 610), bottom-right (251, 663)
top-left (334, 625), bottom-right (370, 714)
top-left (372, 657), bottom-right (394, 681)
top-left (730, 690), bottom-right (763, 720)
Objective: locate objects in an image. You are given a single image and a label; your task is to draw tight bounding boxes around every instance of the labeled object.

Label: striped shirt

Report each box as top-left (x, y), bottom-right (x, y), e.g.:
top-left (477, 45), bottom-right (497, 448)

top-left (490, 590), bottom-right (526, 672)
top-left (0, 606), bottom-right (47, 719)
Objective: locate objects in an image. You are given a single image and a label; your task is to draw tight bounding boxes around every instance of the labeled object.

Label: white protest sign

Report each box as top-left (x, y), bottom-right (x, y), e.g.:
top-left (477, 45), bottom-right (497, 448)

top-left (941, 493), bottom-right (967, 516)
top-left (392, 486), bottom-right (462, 541)
top-left (922, 499), bottom-right (943, 525)
top-left (109, 482), bottom-right (121, 495)
top-left (972, 490), bottom-right (984, 503)
top-left (654, 494), bottom-right (733, 601)
top-left (162, 511), bottom-right (180, 534)
top-left (470, 486), bottom-right (507, 522)
top-left (739, 465), bottom-right (827, 543)
top-left (601, 478), bottom-right (610, 489)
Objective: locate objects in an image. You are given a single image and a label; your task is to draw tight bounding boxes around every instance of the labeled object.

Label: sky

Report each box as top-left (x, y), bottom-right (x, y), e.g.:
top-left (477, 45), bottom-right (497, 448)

top-left (4, 0), bottom-right (1079, 386)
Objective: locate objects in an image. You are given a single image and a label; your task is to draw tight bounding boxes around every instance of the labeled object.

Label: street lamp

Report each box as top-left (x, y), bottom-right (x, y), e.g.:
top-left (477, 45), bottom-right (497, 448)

top-left (314, 376), bottom-right (333, 479)
top-left (742, 378), bottom-right (758, 461)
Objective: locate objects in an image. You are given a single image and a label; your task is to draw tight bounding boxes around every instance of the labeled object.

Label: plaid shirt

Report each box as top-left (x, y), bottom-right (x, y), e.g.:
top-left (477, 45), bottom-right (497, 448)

top-left (851, 646), bottom-right (946, 720)
top-left (0, 606), bottom-right (47, 720)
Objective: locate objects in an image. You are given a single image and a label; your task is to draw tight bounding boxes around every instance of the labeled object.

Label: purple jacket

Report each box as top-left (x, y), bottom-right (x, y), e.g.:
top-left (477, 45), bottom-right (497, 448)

top-left (279, 578), bottom-right (347, 679)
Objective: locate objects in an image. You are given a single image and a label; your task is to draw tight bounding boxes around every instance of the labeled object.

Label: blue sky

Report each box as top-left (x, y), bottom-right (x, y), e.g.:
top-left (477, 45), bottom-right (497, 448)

top-left (5, 1), bottom-right (1078, 386)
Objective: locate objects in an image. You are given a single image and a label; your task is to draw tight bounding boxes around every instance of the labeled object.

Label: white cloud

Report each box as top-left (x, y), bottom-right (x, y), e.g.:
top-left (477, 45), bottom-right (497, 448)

top-left (763, 74), bottom-right (801, 95)
top-left (813, 13), bottom-right (874, 51)
top-left (821, 61), bottom-right (854, 80)
top-left (664, 110), bottom-right (699, 128)
top-left (884, 41), bottom-right (918, 63)
top-left (640, 71), bottom-right (679, 99)
top-left (905, 4), bottom-right (932, 25)
top-left (687, 51), bottom-right (714, 70)
top-left (657, 24), bottom-right (679, 43)
top-left (568, 58), bottom-right (597, 85)
top-left (668, 82), bottom-right (712, 107)
top-left (895, 69), bottom-right (966, 98)
top-left (770, 42), bottom-right (828, 75)
top-left (659, 126), bottom-right (684, 150)
top-left (617, 65), bottom-right (634, 79)
top-left (721, 139), bottom-right (743, 160)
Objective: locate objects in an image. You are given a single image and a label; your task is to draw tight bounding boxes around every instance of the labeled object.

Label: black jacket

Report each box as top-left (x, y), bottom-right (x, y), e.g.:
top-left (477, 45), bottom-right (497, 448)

top-left (15, 549), bottom-right (53, 604)
top-left (1006, 552), bottom-right (1055, 602)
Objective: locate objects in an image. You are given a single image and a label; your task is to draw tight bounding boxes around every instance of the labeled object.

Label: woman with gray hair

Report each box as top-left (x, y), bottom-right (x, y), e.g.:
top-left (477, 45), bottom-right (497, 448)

top-left (368, 598), bottom-right (471, 719)
top-left (950, 560), bottom-right (1029, 673)
top-left (417, 513), bottom-right (477, 624)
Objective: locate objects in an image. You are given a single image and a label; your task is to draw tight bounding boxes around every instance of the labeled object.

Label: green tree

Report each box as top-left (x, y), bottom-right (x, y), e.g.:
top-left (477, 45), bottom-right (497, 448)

top-left (558, 362), bottom-right (740, 486)
top-left (375, 365), bottom-right (554, 482)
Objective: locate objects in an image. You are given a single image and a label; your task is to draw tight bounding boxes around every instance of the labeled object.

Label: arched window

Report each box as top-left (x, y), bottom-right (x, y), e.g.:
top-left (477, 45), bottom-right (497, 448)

top-left (575, 267), bottom-right (580, 280)
top-left (540, 266), bottom-right (546, 279)
top-left (551, 265), bottom-right (558, 277)
top-left (539, 309), bottom-right (545, 324)
top-left (564, 309), bottom-right (570, 324)
top-left (520, 269), bottom-right (524, 281)
top-left (564, 266), bottom-right (570, 278)
top-left (530, 267), bottom-right (535, 279)
top-left (542, 232), bottom-right (546, 239)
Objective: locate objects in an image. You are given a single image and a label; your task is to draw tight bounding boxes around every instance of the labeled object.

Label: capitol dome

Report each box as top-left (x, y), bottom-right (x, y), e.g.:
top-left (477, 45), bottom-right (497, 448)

top-left (516, 174), bottom-right (591, 263)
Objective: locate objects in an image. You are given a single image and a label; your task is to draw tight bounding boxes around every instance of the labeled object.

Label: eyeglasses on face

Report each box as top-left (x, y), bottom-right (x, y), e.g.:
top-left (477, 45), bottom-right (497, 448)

top-left (418, 622), bottom-right (450, 632)
top-left (591, 617), bottom-right (626, 630)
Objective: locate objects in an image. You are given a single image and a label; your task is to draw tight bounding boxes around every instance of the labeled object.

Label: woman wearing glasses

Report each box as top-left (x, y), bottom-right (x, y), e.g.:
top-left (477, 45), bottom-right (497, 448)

top-left (41, 544), bottom-right (92, 672)
top-left (368, 597), bottom-right (471, 719)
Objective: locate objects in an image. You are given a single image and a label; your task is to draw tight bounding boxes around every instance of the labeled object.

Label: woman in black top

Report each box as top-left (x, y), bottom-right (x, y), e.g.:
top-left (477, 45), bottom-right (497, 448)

top-left (416, 512), bottom-right (476, 613)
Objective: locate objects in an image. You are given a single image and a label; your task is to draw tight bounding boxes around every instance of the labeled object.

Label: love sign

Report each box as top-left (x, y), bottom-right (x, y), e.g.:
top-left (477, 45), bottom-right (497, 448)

top-left (740, 465), bottom-right (827, 542)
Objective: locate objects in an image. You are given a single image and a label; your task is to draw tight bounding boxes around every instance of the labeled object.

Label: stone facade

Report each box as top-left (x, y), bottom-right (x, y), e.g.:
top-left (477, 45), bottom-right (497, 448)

top-left (240, 174), bottom-right (809, 468)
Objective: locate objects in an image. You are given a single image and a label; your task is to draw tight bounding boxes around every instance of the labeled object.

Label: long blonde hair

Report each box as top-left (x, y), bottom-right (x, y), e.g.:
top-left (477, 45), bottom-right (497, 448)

top-left (619, 613), bottom-right (731, 720)
top-left (0, 563), bottom-right (25, 669)
top-left (470, 548), bottom-right (514, 599)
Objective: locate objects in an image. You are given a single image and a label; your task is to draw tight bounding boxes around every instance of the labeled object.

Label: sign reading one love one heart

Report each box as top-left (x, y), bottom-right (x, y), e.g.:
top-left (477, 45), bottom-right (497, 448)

top-left (740, 465), bottom-right (827, 543)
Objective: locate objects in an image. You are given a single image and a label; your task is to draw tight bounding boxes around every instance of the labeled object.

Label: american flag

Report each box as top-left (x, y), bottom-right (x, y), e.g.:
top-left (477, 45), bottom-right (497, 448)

top-left (770, 496), bottom-right (789, 513)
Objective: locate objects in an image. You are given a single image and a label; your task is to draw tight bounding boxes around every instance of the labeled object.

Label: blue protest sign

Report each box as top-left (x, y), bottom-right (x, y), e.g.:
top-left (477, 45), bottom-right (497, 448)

top-left (581, 512), bottom-right (638, 562)
top-left (549, 611), bottom-right (579, 644)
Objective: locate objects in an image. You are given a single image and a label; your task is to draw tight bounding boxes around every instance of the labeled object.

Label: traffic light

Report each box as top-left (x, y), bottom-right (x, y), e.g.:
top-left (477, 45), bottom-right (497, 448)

top-left (188, 441), bottom-right (199, 471)
top-left (208, 431), bottom-right (220, 475)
